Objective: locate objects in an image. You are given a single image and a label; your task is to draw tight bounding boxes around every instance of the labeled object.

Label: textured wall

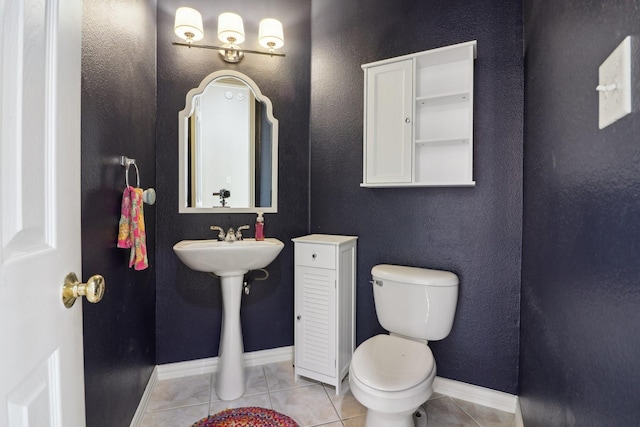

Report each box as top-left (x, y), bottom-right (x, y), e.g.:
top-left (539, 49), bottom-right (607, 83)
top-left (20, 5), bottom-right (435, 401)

top-left (156, 0), bottom-right (311, 364)
top-left (310, 0), bottom-right (524, 394)
top-left (81, 1), bottom-right (157, 426)
top-left (521, 1), bottom-right (640, 425)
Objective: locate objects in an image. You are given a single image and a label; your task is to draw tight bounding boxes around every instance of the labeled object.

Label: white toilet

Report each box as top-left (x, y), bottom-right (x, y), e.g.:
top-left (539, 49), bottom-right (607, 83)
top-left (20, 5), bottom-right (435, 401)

top-left (349, 264), bottom-right (459, 427)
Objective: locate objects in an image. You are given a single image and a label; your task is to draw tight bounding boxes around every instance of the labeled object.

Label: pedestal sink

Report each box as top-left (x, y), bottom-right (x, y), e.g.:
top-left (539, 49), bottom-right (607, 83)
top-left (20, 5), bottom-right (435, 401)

top-left (173, 238), bottom-right (284, 400)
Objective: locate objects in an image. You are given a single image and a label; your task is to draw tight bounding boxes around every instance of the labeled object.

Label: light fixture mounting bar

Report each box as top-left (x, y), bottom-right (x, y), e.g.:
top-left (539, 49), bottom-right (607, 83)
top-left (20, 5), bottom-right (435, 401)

top-left (172, 42), bottom-right (286, 58)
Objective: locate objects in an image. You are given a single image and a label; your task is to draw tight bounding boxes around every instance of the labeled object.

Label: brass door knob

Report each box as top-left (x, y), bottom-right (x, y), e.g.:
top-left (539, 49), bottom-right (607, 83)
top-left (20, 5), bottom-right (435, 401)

top-left (62, 272), bottom-right (105, 308)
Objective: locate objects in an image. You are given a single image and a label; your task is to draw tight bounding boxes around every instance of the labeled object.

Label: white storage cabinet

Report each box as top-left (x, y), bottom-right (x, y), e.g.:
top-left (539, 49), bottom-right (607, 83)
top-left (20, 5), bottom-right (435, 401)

top-left (292, 234), bottom-right (357, 394)
top-left (361, 40), bottom-right (477, 187)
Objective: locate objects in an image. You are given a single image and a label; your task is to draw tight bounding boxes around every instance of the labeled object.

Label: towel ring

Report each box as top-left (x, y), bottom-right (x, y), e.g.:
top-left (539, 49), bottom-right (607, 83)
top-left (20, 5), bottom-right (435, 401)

top-left (120, 155), bottom-right (155, 205)
top-left (125, 163), bottom-right (140, 188)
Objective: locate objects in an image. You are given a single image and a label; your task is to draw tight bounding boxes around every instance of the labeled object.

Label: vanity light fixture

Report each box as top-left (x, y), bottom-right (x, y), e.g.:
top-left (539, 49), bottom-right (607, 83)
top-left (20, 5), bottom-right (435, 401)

top-left (173, 7), bottom-right (285, 63)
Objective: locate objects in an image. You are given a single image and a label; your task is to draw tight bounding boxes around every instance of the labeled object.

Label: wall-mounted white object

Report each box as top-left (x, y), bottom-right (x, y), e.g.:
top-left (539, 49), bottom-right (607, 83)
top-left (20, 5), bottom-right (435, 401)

top-left (598, 36), bottom-right (633, 129)
top-left (178, 70), bottom-right (279, 213)
top-left (173, 7), bottom-right (285, 63)
top-left (292, 234), bottom-right (358, 395)
top-left (361, 40), bottom-right (477, 187)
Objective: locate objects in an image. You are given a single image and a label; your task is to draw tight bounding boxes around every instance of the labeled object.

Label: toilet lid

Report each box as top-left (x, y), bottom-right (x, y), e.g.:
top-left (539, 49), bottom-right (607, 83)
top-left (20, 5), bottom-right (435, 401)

top-left (351, 334), bottom-right (434, 392)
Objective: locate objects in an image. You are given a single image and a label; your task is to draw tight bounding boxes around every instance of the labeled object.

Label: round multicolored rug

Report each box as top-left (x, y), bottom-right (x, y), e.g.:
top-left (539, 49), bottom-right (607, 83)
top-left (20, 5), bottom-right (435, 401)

top-left (192, 407), bottom-right (299, 427)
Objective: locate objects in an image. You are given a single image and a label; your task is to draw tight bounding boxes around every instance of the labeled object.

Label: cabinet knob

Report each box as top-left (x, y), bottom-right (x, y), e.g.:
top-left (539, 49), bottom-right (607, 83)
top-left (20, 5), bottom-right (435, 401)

top-left (405, 118), bottom-right (411, 123)
top-left (312, 254), bottom-right (317, 259)
top-left (297, 315), bottom-right (302, 320)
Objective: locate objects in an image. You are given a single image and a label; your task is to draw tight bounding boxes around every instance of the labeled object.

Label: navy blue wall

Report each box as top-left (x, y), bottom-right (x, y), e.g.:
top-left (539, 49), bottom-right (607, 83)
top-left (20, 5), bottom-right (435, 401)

top-left (81, 0), bottom-right (157, 426)
top-left (310, 0), bottom-right (523, 394)
top-left (521, 1), bottom-right (640, 425)
top-left (155, 0), bottom-right (311, 364)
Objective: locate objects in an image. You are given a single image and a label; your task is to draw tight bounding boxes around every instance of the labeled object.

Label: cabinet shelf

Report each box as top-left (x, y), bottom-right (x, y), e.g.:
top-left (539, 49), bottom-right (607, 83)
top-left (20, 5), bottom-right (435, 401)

top-left (415, 137), bottom-right (469, 145)
top-left (360, 181), bottom-right (475, 188)
top-left (416, 91), bottom-right (470, 107)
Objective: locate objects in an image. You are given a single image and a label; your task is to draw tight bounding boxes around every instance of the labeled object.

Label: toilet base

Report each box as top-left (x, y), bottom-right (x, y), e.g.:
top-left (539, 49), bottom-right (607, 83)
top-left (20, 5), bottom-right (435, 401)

top-left (364, 406), bottom-right (427, 427)
top-left (365, 408), bottom-right (416, 427)
top-left (414, 406), bottom-right (427, 427)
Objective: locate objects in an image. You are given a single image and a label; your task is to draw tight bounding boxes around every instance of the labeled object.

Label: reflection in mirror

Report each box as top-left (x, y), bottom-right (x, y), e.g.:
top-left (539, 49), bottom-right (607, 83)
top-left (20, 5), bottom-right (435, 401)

top-left (179, 70), bottom-right (278, 213)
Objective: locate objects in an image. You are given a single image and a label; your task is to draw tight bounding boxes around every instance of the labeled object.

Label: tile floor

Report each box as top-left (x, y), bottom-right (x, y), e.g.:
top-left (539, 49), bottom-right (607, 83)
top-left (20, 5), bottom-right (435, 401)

top-left (140, 361), bottom-right (515, 427)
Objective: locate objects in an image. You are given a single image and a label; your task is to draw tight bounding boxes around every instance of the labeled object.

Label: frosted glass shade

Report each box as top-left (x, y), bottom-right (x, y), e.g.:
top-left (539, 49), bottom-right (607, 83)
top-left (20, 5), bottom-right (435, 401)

top-left (259, 18), bottom-right (284, 50)
top-left (218, 13), bottom-right (245, 44)
top-left (174, 7), bottom-right (204, 42)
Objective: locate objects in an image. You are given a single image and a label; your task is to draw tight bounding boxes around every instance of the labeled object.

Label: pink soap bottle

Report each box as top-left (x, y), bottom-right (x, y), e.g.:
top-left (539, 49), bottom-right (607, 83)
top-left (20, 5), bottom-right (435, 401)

top-left (255, 211), bottom-right (264, 241)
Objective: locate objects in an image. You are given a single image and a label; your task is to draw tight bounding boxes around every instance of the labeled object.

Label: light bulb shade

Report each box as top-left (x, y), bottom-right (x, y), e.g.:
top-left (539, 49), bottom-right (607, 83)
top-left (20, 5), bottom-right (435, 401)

top-left (259, 18), bottom-right (284, 50)
top-left (218, 12), bottom-right (245, 44)
top-left (174, 7), bottom-right (204, 42)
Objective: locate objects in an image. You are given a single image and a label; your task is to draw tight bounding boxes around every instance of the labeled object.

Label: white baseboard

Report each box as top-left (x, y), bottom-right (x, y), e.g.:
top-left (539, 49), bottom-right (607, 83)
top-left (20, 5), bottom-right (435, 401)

top-left (433, 377), bottom-right (518, 413)
top-left (156, 346), bottom-right (294, 380)
top-left (131, 346), bottom-right (522, 427)
top-left (129, 365), bottom-right (158, 427)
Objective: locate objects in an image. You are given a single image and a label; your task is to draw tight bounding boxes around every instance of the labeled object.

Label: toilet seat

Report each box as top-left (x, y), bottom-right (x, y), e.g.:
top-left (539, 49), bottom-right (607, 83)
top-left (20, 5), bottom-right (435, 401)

top-left (351, 334), bottom-right (434, 392)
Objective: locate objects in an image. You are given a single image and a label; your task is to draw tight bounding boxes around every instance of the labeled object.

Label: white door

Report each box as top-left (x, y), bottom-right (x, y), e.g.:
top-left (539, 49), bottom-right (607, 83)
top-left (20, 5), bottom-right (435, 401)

top-left (364, 59), bottom-right (413, 184)
top-left (0, 0), bottom-right (87, 426)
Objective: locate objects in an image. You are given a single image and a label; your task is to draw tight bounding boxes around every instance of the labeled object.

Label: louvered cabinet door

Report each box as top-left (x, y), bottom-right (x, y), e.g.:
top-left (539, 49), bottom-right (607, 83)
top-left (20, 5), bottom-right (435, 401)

top-left (295, 266), bottom-right (336, 377)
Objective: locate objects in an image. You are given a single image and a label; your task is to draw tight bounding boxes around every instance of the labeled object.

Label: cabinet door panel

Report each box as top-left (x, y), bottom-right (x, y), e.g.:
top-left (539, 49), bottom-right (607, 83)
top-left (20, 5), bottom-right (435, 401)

top-left (295, 266), bottom-right (336, 377)
top-left (365, 59), bottom-right (413, 183)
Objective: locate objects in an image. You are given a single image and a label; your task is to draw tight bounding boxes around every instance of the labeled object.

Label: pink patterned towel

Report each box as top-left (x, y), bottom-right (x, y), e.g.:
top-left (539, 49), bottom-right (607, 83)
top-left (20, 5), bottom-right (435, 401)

top-left (118, 187), bottom-right (133, 248)
top-left (117, 186), bottom-right (148, 270)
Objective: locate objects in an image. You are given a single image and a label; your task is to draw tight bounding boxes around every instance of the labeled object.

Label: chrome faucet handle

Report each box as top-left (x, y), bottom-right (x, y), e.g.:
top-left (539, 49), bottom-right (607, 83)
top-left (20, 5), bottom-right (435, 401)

top-left (235, 225), bottom-right (250, 240)
top-left (210, 225), bottom-right (225, 241)
top-left (225, 227), bottom-right (236, 242)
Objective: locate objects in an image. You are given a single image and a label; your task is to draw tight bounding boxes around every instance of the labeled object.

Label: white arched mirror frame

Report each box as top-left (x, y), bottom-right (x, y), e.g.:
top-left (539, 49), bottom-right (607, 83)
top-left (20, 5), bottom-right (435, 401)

top-left (178, 70), bottom-right (279, 213)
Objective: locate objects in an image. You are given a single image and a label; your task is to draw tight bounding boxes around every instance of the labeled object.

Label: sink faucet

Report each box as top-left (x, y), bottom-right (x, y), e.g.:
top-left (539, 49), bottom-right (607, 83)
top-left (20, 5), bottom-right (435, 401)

top-left (210, 225), bottom-right (225, 241)
top-left (235, 225), bottom-right (250, 240)
top-left (211, 225), bottom-right (250, 242)
top-left (224, 227), bottom-right (236, 242)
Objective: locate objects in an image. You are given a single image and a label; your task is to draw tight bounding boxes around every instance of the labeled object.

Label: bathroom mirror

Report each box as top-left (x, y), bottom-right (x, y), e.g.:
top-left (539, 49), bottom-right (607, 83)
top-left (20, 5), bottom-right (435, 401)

top-left (178, 70), bottom-right (278, 213)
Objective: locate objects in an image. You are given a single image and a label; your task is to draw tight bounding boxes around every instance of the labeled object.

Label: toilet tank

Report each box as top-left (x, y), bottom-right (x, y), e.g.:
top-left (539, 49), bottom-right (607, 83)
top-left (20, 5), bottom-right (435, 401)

top-left (371, 264), bottom-right (459, 341)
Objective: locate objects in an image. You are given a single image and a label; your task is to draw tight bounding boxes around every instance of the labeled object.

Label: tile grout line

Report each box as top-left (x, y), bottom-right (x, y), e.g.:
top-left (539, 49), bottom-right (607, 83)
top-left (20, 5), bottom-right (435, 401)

top-left (263, 366), bottom-right (276, 410)
top-left (450, 397), bottom-right (484, 427)
top-left (144, 401), bottom-right (211, 415)
top-left (322, 383), bottom-right (340, 422)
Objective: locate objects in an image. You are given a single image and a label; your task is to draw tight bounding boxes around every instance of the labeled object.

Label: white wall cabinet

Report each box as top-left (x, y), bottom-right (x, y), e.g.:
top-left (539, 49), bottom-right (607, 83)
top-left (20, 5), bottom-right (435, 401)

top-left (292, 234), bottom-right (357, 395)
top-left (361, 40), bottom-right (477, 187)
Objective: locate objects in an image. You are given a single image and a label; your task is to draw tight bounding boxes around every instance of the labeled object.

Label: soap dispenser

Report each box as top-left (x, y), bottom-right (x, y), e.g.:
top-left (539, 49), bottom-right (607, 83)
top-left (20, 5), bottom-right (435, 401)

top-left (255, 211), bottom-right (264, 241)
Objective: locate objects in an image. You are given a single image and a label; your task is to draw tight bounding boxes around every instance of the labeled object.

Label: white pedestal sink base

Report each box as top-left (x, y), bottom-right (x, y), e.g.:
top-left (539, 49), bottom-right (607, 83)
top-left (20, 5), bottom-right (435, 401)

top-left (172, 238), bottom-right (285, 401)
top-left (215, 275), bottom-right (246, 400)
